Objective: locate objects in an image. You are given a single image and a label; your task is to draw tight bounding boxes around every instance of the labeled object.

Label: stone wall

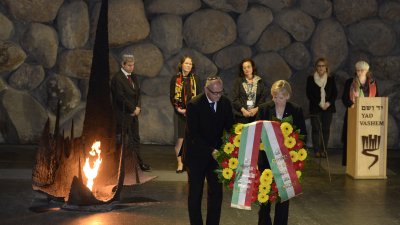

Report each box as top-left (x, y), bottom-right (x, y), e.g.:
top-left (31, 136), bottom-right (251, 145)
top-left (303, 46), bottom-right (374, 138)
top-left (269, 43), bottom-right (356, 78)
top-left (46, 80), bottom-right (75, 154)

top-left (0, 0), bottom-right (399, 149)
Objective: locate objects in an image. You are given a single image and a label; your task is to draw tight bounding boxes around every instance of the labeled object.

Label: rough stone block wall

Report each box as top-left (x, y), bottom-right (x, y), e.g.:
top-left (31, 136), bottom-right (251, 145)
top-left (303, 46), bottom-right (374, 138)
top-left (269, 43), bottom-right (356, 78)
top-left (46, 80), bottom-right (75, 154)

top-left (0, 0), bottom-right (399, 149)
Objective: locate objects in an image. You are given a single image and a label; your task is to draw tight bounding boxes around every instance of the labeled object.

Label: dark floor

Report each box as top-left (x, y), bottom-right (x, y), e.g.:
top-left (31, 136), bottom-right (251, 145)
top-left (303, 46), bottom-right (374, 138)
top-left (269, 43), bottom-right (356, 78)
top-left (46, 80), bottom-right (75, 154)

top-left (0, 145), bottom-right (399, 225)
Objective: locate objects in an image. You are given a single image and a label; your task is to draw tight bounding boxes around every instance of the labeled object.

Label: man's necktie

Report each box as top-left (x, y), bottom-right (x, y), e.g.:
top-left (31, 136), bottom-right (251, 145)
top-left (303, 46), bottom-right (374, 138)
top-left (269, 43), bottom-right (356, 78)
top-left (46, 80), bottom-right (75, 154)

top-left (127, 75), bottom-right (135, 88)
top-left (210, 102), bottom-right (215, 112)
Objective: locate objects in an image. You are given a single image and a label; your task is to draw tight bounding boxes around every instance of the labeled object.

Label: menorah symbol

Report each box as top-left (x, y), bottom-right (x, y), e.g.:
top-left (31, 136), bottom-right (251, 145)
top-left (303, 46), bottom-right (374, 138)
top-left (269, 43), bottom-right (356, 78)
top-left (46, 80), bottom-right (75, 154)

top-left (361, 134), bottom-right (381, 169)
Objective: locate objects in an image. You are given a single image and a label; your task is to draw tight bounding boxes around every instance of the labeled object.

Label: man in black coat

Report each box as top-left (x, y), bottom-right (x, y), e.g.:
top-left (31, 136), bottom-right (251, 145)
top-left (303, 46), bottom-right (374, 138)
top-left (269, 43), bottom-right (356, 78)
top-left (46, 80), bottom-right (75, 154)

top-left (184, 76), bottom-right (234, 225)
top-left (111, 54), bottom-right (150, 171)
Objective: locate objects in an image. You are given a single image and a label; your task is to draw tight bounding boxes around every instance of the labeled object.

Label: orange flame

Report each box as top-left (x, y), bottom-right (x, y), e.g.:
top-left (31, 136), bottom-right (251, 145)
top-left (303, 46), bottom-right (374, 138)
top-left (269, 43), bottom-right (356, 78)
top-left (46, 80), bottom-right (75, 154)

top-left (83, 141), bottom-right (102, 191)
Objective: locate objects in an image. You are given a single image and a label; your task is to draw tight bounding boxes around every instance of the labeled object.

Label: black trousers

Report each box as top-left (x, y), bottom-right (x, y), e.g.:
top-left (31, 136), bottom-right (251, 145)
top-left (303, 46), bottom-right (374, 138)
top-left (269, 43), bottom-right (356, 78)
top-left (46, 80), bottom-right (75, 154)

top-left (341, 110), bottom-right (349, 166)
top-left (187, 160), bottom-right (222, 225)
top-left (258, 201), bottom-right (289, 225)
top-left (258, 151), bottom-right (289, 225)
top-left (310, 111), bottom-right (333, 153)
top-left (117, 115), bottom-right (143, 165)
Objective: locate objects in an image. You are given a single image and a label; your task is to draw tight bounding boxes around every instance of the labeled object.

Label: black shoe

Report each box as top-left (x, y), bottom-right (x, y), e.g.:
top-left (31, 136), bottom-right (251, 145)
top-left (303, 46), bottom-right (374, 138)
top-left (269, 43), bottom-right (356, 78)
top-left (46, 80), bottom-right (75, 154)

top-left (176, 165), bottom-right (186, 173)
top-left (140, 163), bottom-right (151, 171)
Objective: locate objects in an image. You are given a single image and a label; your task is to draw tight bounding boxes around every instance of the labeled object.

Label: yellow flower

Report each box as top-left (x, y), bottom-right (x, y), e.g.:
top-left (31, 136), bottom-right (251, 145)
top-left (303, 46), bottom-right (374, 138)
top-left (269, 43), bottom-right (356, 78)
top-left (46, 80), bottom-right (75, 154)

top-left (296, 170), bottom-right (302, 179)
top-left (298, 148), bottom-right (307, 161)
top-left (260, 176), bottom-right (273, 185)
top-left (261, 169), bottom-right (273, 180)
top-left (260, 169), bottom-right (273, 185)
top-left (259, 142), bottom-right (265, 151)
top-left (222, 168), bottom-right (233, 179)
top-left (223, 143), bottom-right (235, 154)
top-left (258, 193), bottom-right (269, 203)
top-left (284, 136), bottom-right (296, 149)
top-left (258, 184), bottom-right (271, 194)
top-left (234, 123), bottom-right (244, 134)
top-left (290, 151), bottom-right (298, 163)
top-left (228, 158), bottom-right (238, 169)
top-left (280, 122), bottom-right (293, 137)
top-left (233, 135), bottom-right (241, 147)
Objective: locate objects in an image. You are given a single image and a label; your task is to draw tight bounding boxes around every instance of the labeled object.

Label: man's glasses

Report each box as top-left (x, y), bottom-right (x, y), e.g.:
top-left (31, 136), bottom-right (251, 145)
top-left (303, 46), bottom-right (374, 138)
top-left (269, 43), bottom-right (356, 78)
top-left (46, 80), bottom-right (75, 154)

top-left (207, 87), bottom-right (223, 96)
top-left (317, 64), bottom-right (326, 67)
top-left (206, 76), bottom-right (221, 81)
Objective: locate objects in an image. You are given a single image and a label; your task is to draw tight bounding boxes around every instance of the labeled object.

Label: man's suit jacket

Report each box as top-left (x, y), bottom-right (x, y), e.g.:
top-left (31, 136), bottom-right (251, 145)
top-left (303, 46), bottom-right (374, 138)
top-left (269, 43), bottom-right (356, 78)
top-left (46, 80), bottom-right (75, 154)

top-left (184, 93), bottom-right (234, 169)
top-left (111, 70), bottom-right (141, 129)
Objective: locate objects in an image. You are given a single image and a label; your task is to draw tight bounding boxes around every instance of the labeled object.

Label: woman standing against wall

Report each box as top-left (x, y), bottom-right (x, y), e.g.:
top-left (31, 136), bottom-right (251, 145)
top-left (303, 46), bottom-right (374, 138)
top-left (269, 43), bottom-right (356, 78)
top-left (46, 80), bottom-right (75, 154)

top-left (341, 60), bottom-right (378, 166)
top-left (231, 58), bottom-right (267, 124)
top-left (306, 58), bottom-right (337, 158)
top-left (169, 56), bottom-right (201, 173)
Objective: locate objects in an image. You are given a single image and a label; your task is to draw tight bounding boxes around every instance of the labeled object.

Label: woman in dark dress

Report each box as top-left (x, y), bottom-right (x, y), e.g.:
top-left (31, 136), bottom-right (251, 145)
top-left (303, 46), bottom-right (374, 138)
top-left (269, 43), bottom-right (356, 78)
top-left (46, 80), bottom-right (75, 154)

top-left (256, 80), bottom-right (307, 225)
top-left (342, 60), bottom-right (378, 166)
top-left (306, 58), bottom-right (337, 158)
top-left (169, 56), bottom-right (201, 173)
top-left (232, 58), bottom-right (267, 124)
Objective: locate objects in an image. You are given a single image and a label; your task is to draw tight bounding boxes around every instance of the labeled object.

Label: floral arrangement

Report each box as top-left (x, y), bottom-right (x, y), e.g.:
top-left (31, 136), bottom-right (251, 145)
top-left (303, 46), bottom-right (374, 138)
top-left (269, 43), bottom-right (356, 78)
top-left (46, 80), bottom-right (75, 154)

top-left (214, 116), bottom-right (307, 205)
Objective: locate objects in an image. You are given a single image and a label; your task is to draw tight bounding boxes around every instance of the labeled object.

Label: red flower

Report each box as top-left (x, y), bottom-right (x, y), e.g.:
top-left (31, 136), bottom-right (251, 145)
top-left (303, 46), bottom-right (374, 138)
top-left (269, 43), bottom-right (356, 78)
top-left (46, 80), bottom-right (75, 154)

top-left (231, 147), bottom-right (239, 158)
top-left (294, 161), bottom-right (304, 170)
top-left (221, 159), bottom-right (229, 168)
top-left (269, 193), bottom-right (277, 203)
top-left (229, 181), bottom-right (234, 189)
top-left (295, 140), bottom-right (304, 149)
top-left (229, 134), bottom-right (235, 143)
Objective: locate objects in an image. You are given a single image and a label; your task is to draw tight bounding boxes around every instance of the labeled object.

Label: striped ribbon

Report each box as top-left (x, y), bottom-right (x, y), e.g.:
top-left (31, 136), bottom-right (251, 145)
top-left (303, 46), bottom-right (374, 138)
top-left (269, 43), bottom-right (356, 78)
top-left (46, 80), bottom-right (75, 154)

top-left (261, 121), bottom-right (302, 202)
top-left (231, 121), bottom-right (262, 210)
top-left (231, 121), bottom-right (302, 210)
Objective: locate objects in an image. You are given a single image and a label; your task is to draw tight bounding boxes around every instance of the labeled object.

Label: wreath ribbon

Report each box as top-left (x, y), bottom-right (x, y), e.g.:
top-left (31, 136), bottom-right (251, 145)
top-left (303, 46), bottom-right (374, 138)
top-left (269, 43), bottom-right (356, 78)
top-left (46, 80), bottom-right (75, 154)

top-left (231, 121), bottom-right (302, 210)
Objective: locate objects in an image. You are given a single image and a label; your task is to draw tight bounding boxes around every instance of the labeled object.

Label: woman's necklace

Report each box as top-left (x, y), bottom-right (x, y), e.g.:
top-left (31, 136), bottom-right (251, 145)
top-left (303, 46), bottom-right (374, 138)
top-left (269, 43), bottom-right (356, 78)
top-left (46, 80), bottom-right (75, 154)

top-left (276, 106), bottom-right (285, 119)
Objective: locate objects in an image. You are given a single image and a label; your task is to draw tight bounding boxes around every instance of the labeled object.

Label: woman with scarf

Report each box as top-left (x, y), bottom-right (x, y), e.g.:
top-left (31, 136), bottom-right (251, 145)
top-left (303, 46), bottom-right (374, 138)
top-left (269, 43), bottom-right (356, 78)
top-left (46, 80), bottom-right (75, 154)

top-left (341, 60), bottom-right (378, 166)
top-left (169, 56), bottom-right (201, 173)
top-left (306, 58), bottom-right (337, 158)
top-left (232, 58), bottom-right (267, 124)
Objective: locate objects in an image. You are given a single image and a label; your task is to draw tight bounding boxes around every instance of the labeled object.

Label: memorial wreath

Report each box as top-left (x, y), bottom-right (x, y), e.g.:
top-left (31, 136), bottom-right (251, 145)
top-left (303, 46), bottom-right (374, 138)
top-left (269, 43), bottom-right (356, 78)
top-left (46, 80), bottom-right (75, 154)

top-left (213, 116), bottom-right (307, 209)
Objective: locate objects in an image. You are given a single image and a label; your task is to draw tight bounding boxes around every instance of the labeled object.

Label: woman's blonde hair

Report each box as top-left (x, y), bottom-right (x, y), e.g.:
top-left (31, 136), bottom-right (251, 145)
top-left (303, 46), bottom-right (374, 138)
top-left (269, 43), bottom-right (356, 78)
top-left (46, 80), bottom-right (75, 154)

top-left (271, 80), bottom-right (292, 97)
top-left (355, 60), bottom-right (373, 79)
top-left (355, 60), bottom-right (369, 71)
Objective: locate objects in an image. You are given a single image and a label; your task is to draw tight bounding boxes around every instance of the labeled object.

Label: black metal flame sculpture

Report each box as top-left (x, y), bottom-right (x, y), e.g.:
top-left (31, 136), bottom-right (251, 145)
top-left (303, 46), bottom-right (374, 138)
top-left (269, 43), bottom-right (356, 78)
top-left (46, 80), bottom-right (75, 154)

top-left (32, 0), bottom-right (153, 209)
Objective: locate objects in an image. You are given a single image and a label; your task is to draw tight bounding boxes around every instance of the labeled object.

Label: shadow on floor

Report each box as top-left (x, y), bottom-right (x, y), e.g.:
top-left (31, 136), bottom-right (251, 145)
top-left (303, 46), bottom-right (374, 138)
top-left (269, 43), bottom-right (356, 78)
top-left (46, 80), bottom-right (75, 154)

top-left (0, 145), bottom-right (399, 225)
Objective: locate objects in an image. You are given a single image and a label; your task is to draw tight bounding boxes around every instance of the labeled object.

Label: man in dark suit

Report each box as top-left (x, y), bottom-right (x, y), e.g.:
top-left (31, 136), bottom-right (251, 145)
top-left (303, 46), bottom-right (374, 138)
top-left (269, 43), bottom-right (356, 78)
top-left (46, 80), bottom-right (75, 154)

top-left (111, 54), bottom-right (150, 171)
top-left (184, 76), bottom-right (234, 225)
